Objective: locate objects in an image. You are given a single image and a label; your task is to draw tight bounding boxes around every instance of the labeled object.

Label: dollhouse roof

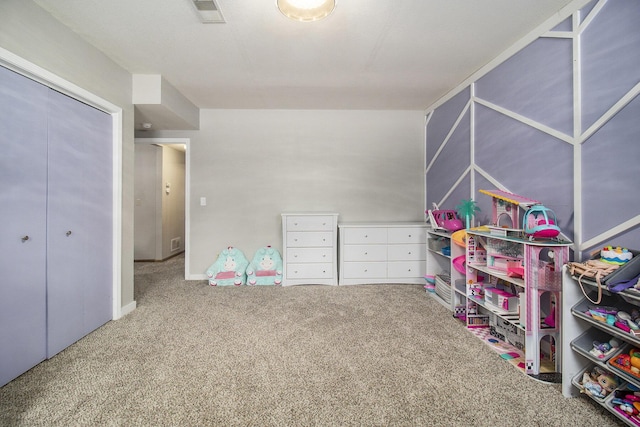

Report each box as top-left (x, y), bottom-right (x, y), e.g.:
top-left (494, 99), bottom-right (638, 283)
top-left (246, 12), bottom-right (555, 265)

top-left (479, 189), bottom-right (540, 208)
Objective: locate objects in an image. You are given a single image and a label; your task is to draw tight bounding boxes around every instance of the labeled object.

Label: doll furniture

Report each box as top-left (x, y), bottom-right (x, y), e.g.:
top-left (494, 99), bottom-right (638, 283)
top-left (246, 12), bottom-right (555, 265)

top-left (246, 246), bottom-right (283, 286)
top-left (205, 246), bottom-right (249, 286)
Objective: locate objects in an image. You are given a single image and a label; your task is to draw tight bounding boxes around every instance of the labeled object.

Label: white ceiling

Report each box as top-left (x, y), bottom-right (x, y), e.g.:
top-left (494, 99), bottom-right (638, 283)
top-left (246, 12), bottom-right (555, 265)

top-left (34, 0), bottom-right (578, 112)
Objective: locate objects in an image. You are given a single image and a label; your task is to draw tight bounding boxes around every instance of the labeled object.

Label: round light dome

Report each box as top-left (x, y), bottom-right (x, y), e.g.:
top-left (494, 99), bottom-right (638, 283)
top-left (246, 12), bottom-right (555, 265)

top-left (276, 0), bottom-right (336, 22)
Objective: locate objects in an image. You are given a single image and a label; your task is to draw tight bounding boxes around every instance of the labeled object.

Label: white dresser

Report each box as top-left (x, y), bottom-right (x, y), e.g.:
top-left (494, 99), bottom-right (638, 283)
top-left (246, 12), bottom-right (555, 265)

top-left (339, 222), bottom-right (427, 285)
top-left (281, 213), bottom-right (339, 286)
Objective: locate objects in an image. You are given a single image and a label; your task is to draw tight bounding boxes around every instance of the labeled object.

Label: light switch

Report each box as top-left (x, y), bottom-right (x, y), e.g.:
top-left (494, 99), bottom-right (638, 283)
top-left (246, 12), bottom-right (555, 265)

top-left (200, 197), bottom-right (207, 206)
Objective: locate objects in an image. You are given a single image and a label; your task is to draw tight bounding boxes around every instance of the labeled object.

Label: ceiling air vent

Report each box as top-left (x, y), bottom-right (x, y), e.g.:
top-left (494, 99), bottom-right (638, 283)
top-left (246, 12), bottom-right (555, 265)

top-left (190, 0), bottom-right (225, 24)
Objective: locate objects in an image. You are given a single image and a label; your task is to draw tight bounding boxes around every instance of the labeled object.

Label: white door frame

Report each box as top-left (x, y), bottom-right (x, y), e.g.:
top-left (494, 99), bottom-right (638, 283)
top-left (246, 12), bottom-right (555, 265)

top-left (135, 138), bottom-right (191, 279)
top-left (0, 47), bottom-right (124, 320)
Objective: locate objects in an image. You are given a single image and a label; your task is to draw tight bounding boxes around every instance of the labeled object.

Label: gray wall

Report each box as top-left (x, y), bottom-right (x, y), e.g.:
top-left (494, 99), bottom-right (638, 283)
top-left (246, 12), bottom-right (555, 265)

top-left (134, 144), bottom-right (185, 261)
top-left (0, 0), bottom-right (135, 311)
top-left (150, 109), bottom-right (425, 277)
top-left (161, 146), bottom-right (185, 259)
top-left (134, 144), bottom-right (161, 260)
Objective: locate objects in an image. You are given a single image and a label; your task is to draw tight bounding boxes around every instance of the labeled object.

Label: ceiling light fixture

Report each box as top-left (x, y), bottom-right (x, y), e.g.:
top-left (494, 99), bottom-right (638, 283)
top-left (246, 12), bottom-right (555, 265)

top-left (276, 0), bottom-right (336, 22)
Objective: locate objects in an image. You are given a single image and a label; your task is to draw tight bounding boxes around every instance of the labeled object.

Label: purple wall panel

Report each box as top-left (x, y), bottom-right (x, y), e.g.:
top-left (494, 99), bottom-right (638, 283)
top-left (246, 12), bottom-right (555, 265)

top-left (582, 93), bottom-right (640, 240)
top-left (426, 87), bottom-right (469, 162)
top-left (581, 0), bottom-right (640, 131)
top-left (472, 174), bottom-right (496, 226)
top-left (426, 108), bottom-right (470, 205)
top-left (474, 105), bottom-right (574, 238)
top-left (580, 0), bottom-right (599, 24)
top-left (475, 37), bottom-right (573, 136)
top-left (426, 0), bottom-right (638, 256)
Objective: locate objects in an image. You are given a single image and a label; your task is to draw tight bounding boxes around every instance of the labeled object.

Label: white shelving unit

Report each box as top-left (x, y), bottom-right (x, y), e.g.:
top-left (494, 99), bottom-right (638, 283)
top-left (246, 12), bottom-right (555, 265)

top-left (459, 229), bottom-right (571, 377)
top-left (425, 228), bottom-right (464, 311)
top-left (562, 267), bottom-right (640, 426)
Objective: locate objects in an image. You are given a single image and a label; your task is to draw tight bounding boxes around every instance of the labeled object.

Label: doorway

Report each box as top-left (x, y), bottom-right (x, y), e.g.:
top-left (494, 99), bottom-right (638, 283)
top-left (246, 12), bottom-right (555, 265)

top-left (134, 138), bottom-right (190, 279)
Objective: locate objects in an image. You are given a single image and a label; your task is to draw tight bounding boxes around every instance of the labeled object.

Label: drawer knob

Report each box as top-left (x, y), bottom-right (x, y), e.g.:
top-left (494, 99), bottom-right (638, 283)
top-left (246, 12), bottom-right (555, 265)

top-left (21, 235), bottom-right (30, 242)
top-left (408, 251), bottom-right (412, 255)
top-left (409, 234), bottom-right (412, 238)
top-left (364, 252), bottom-right (368, 255)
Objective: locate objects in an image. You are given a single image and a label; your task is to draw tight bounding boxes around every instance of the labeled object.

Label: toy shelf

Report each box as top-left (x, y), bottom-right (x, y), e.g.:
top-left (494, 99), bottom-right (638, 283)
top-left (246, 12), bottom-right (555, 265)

top-left (426, 228), bottom-right (462, 310)
top-left (562, 267), bottom-right (640, 426)
top-left (461, 229), bottom-right (570, 379)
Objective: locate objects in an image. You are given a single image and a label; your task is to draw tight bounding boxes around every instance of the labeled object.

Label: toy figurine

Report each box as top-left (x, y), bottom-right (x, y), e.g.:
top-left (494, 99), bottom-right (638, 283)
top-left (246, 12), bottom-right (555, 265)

top-left (589, 338), bottom-right (621, 359)
top-left (581, 366), bottom-right (619, 399)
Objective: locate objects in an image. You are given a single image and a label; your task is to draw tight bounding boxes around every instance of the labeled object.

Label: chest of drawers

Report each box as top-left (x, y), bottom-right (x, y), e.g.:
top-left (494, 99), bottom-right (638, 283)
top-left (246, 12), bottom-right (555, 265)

top-left (339, 222), bottom-right (427, 285)
top-left (281, 213), bottom-right (339, 286)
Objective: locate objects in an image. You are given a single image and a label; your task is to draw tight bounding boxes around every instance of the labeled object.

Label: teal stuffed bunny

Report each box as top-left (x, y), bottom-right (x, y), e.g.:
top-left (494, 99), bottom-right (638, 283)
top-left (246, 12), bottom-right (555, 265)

top-left (246, 246), bottom-right (283, 286)
top-left (206, 246), bottom-right (249, 286)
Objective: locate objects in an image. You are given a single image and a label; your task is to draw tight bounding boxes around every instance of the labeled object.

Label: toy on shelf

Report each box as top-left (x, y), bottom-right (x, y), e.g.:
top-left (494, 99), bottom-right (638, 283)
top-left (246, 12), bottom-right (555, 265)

top-left (205, 246), bottom-right (249, 286)
top-left (579, 366), bottom-right (620, 399)
top-left (589, 337), bottom-right (621, 359)
top-left (427, 203), bottom-right (464, 232)
top-left (479, 189), bottom-right (540, 229)
top-left (523, 205), bottom-right (561, 240)
top-left (601, 246), bottom-right (634, 265)
top-left (246, 246), bottom-right (283, 286)
top-left (609, 349), bottom-right (640, 379)
top-left (455, 199), bottom-right (481, 229)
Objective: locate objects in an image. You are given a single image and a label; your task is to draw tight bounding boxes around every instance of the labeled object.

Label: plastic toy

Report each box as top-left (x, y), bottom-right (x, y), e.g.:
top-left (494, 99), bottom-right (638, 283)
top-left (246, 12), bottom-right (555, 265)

top-left (452, 255), bottom-right (466, 274)
top-left (455, 199), bottom-right (480, 229)
top-left (451, 229), bottom-right (466, 247)
top-left (580, 366), bottom-right (619, 398)
top-left (523, 205), bottom-right (560, 239)
top-left (479, 189), bottom-right (540, 229)
top-left (205, 246), bottom-right (249, 286)
top-left (427, 203), bottom-right (464, 232)
top-left (246, 246), bottom-right (283, 286)
top-left (589, 338), bottom-right (620, 359)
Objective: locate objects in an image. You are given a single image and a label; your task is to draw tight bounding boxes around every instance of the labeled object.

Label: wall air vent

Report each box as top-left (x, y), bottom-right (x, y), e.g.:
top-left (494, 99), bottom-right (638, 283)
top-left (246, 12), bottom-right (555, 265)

top-left (190, 0), bottom-right (225, 24)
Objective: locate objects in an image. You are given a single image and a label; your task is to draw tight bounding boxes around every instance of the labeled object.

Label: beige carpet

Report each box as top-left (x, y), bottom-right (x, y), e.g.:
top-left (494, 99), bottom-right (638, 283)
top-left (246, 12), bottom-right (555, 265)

top-left (0, 254), bottom-right (619, 426)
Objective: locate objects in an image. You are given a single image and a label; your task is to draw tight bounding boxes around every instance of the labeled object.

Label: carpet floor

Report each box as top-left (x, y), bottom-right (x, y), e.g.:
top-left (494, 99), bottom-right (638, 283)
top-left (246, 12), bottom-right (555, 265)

top-left (0, 254), bottom-right (620, 426)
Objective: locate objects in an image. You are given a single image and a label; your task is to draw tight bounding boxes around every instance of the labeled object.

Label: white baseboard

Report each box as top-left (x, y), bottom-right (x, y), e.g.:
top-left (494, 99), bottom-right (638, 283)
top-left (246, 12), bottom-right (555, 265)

top-left (188, 273), bottom-right (208, 281)
top-left (118, 301), bottom-right (137, 319)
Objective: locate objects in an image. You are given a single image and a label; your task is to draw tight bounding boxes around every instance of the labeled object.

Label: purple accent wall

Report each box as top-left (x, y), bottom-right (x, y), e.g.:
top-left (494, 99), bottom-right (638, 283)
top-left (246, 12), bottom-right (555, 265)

top-left (426, 0), bottom-right (640, 258)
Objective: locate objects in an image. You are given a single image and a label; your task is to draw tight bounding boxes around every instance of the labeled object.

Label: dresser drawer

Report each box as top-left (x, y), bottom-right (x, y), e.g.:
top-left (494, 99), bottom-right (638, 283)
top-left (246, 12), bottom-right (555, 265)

top-left (341, 244), bottom-right (387, 262)
top-left (286, 263), bottom-right (334, 279)
top-left (387, 227), bottom-right (426, 244)
top-left (387, 261), bottom-right (425, 278)
top-left (388, 244), bottom-right (425, 261)
top-left (286, 231), bottom-right (333, 247)
top-left (286, 215), bottom-right (335, 231)
top-left (342, 227), bottom-right (387, 245)
top-left (286, 247), bottom-right (333, 263)
top-left (342, 262), bottom-right (387, 279)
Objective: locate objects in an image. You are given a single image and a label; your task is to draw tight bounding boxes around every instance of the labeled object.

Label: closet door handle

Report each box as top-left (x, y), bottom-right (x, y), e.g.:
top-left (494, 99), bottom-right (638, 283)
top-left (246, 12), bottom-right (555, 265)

top-left (21, 235), bottom-right (29, 242)
top-left (66, 230), bottom-right (72, 236)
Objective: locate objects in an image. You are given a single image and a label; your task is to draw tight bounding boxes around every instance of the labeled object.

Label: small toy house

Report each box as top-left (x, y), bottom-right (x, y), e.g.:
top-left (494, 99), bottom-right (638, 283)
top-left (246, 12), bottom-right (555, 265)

top-left (479, 189), bottom-right (540, 229)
